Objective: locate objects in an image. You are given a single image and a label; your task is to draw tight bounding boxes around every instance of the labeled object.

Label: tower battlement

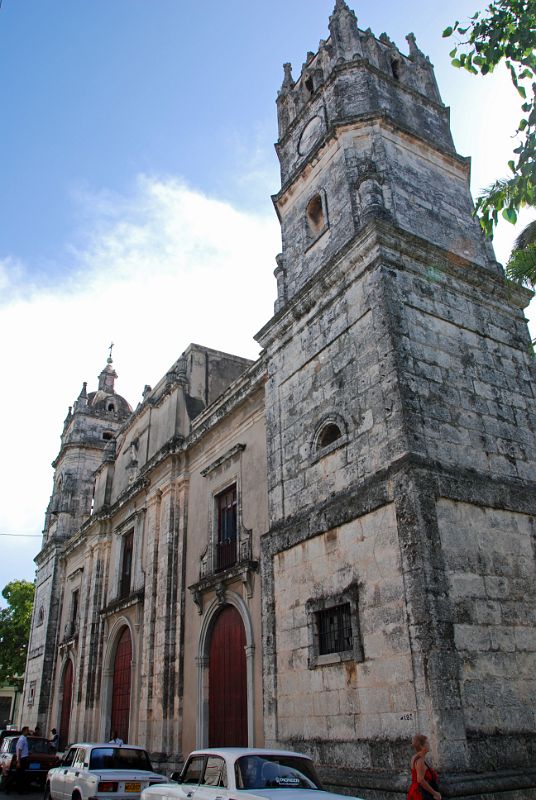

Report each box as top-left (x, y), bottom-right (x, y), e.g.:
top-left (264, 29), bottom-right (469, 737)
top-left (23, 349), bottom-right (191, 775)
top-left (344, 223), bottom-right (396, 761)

top-left (275, 0), bottom-right (446, 187)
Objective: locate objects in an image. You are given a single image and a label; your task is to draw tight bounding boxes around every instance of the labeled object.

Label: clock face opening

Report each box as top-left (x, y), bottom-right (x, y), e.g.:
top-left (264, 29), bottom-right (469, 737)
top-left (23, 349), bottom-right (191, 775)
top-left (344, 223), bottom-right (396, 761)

top-left (298, 114), bottom-right (325, 157)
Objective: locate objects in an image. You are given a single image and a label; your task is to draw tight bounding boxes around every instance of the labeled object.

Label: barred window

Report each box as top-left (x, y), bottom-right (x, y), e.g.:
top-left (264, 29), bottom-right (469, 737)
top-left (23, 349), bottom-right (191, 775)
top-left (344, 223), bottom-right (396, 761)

top-left (316, 603), bottom-right (352, 655)
top-left (306, 586), bottom-right (363, 668)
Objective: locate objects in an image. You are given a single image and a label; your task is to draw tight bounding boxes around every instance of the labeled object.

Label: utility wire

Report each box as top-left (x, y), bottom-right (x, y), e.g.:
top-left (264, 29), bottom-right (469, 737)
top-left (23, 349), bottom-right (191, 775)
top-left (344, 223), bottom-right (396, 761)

top-left (0, 533), bottom-right (42, 537)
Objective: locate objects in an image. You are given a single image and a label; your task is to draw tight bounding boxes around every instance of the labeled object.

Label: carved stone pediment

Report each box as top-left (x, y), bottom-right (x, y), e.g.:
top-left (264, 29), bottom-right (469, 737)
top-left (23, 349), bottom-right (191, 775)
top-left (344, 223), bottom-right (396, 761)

top-left (188, 560), bottom-right (258, 615)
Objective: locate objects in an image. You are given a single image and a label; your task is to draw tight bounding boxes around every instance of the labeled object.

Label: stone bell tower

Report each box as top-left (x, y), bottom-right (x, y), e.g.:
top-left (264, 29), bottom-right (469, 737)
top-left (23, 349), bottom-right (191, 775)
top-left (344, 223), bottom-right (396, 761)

top-left (257, 2), bottom-right (536, 797)
top-left (22, 354), bottom-right (132, 732)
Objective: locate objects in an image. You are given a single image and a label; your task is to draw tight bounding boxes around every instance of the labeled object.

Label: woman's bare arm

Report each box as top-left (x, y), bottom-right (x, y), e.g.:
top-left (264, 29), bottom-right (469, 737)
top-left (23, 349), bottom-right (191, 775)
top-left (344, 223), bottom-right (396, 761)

top-left (415, 757), bottom-right (441, 800)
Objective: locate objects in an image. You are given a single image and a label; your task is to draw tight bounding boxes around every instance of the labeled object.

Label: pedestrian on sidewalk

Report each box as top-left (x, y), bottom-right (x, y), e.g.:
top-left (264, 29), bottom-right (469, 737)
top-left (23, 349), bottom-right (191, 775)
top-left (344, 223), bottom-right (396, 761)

top-left (407, 733), bottom-right (441, 800)
top-left (15, 727), bottom-right (30, 795)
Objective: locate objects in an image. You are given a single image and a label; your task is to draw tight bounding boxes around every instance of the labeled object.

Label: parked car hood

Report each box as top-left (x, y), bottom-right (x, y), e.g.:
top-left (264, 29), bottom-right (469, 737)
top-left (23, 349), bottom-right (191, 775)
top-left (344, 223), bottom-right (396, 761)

top-left (246, 791), bottom-right (362, 800)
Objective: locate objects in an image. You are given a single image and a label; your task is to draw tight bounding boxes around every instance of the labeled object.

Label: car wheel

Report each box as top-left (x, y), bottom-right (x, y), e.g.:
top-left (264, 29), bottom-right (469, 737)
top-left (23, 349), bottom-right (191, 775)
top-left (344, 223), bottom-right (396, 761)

top-left (44, 783), bottom-right (53, 800)
top-left (0, 773), bottom-right (5, 791)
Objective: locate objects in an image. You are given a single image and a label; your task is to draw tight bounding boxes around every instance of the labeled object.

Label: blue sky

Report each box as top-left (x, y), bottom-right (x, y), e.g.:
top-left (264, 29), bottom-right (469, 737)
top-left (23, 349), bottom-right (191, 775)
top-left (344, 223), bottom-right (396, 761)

top-left (0, 0), bottom-right (534, 595)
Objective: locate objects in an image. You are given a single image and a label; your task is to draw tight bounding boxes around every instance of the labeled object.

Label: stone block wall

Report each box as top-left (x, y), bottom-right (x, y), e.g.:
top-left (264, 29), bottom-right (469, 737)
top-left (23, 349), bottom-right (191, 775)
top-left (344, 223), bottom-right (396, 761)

top-left (265, 254), bottom-right (407, 527)
top-left (386, 257), bottom-right (536, 484)
top-left (437, 499), bottom-right (536, 771)
top-left (381, 130), bottom-right (489, 269)
top-left (271, 503), bottom-right (422, 758)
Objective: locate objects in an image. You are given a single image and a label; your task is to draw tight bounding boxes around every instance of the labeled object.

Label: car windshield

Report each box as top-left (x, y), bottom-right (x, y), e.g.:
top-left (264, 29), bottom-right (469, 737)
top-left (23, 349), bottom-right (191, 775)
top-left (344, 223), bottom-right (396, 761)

top-left (28, 738), bottom-right (53, 753)
top-left (235, 756), bottom-right (323, 791)
top-left (89, 748), bottom-right (153, 771)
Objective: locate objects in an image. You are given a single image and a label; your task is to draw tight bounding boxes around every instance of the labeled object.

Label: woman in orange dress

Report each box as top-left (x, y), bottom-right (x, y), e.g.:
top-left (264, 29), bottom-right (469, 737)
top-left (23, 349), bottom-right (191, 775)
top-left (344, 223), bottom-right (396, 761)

top-left (407, 734), bottom-right (441, 800)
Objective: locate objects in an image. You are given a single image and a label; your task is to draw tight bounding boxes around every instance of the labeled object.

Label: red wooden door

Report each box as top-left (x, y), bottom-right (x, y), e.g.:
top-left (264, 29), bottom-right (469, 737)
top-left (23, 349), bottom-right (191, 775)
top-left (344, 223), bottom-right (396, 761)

top-left (59, 659), bottom-right (73, 749)
top-left (209, 605), bottom-right (247, 746)
top-left (110, 627), bottom-right (132, 743)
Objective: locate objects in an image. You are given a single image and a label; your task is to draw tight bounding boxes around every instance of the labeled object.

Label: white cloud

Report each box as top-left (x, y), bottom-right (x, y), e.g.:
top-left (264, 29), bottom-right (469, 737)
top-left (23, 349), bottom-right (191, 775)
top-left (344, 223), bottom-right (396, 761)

top-left (0, 175), bottom-right (280, 591)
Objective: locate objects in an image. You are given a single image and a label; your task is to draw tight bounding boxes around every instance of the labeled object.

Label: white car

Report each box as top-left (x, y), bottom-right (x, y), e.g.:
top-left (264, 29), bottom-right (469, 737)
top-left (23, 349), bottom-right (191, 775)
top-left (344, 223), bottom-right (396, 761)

top-left (141, 748), bottom-right (364, 800)
top-left (44, 743), bottom-right (169, 800)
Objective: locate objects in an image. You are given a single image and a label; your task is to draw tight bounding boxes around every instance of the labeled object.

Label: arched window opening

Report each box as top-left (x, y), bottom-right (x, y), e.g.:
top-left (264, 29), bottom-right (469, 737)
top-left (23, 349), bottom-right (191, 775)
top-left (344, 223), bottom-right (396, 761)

top-left (107, 403), bottom-right (116, 412)
top-left (37, 606), bottom-right (45, 626)
top-left (103, 431), bottom-right (114, 441)
top-left (391, 59), bottom-right (401, 80)
top-left (306, 194), bottom-right (326, 238)
top-left (304, 76), bottom-right (314, 95)
top-left (317, 422), bottom-right (342, 450)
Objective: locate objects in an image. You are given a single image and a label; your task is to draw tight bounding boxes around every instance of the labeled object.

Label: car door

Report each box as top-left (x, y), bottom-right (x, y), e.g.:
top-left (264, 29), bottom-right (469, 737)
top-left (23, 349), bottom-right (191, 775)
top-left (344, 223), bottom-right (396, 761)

top-left (52, 746), bottom-right (78, 800)
top-left (174, 755), bottom-right (206, 800)
top-left (0, 738), bottom-right (13, 781)
top-left (192, 756), bottom-right (231, 800)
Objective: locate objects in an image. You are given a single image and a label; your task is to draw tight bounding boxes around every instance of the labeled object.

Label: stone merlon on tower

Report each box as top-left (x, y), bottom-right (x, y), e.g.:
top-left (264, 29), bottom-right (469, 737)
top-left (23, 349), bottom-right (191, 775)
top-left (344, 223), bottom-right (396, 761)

top-left (270, 0), bottom-right (497, 313)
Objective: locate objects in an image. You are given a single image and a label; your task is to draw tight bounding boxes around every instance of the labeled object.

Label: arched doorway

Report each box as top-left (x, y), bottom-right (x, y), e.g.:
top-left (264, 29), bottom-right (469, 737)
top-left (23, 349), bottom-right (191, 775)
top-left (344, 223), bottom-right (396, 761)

top-left (110, 626), bottom-right (132, 743)
top-left (59, 659), bottom-right (73, 750)
top-left (209, 605), bottom-right (247, 746)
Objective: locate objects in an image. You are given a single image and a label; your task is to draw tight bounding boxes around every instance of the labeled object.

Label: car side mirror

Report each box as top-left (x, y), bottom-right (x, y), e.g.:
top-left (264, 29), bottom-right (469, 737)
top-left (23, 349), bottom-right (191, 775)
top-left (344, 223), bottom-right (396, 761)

top-left (170, 772), bottom-right (182, 783)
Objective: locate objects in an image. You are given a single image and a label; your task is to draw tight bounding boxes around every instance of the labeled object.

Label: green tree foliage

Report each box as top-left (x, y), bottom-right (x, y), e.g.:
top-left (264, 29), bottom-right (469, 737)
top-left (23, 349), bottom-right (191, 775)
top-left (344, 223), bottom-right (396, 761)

top-left (506, 218), bottom-right (536, 284)
top-left (443, 0), bottom-right (536, 237)
top-left (0, 580), bottom-right (35, 690)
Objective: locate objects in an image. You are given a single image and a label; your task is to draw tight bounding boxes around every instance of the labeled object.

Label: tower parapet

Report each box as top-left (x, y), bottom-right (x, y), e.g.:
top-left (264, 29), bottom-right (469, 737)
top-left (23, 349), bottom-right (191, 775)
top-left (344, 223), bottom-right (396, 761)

top-left (276, 0), bottom-right (444, 185)
top-left (270, 1), bottom-right (497, 311)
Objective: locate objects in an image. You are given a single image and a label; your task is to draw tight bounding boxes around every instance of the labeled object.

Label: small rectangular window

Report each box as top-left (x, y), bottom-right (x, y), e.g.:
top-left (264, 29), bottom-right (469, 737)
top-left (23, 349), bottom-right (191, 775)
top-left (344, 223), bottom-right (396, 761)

top-left (306, 586), bottom-right (363, 668)
top-left (120, 530), bottom-right (134, 598)
top-left (316, 603), bottom-right (352, 655)
top-left (27, 681), bottom-right (36, 706)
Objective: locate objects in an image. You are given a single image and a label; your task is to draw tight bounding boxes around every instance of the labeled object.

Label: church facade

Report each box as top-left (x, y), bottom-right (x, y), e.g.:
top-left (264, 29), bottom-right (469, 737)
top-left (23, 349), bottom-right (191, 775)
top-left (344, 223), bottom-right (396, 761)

top-left (22, 3), bottom-right (536, 798)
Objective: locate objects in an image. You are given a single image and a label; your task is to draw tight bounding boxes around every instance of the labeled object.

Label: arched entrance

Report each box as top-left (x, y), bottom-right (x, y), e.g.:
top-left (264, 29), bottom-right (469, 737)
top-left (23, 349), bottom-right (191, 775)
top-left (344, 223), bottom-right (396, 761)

top-left (110, 626), bottom-right (132, 743)
top-left (209, 605), bottom-right (247, 746)
top-left (59, 659), bottom-right (73, 750)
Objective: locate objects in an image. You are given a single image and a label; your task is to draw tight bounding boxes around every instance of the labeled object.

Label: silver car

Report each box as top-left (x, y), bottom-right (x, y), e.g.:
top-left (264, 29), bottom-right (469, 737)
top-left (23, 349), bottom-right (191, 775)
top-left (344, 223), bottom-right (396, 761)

top-left (141, 748), bottom-right (364, 800)
top-left (45, 743), bottom-right (168, 800)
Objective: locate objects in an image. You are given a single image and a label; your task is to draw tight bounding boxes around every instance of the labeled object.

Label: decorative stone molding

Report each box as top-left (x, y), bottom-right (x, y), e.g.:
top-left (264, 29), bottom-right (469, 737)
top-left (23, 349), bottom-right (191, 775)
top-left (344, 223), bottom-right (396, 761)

top-left (189, 559), bottom-right (259, 615)
top-left (100, 588), bottom-right (145, 618)
top-left (200, 443), bottom-right (246, 477)
top-left (67, 566), bottom-right (84, 581)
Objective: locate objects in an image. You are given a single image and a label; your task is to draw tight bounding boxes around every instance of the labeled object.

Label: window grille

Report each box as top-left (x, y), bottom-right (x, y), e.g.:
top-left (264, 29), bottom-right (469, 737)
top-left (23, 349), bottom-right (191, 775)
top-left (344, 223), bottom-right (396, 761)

top-left (317, 603), bottom-right (352, 655)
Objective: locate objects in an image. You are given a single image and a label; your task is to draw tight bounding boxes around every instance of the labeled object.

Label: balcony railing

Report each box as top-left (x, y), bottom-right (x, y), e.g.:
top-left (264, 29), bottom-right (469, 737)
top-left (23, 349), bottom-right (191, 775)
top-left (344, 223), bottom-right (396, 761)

top-left (63, 620), bottom-right (78, 640)
top-left (216, 538), bottom-right (237, 572)
top-left (200, 531), bottom-right (252, 579)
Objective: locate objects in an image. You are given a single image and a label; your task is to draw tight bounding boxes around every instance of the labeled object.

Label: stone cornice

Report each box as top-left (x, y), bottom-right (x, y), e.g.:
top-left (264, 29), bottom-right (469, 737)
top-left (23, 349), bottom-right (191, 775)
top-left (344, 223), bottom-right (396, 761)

top-left (100, 588), bottom-right (145, 618)
top-left (261, 450), bottom-right (536, 558)
top-left (254, 218), bottom-right (531, 351)
top-left (274, 111), bottom-right (465, 211)
top-left (188, 359), bottom-right (266, 446)
top-left (200, 443), bottom-right (246, 477)
top-left (52, 438), bottom-right (108, 468)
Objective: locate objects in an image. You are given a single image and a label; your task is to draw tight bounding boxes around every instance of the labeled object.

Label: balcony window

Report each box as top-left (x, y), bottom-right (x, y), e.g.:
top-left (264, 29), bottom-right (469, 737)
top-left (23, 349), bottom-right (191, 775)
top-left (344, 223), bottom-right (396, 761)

top-left (216, 485), bottom-right (237, 571)
top-left (119, 531), bottom-right (134, 598)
